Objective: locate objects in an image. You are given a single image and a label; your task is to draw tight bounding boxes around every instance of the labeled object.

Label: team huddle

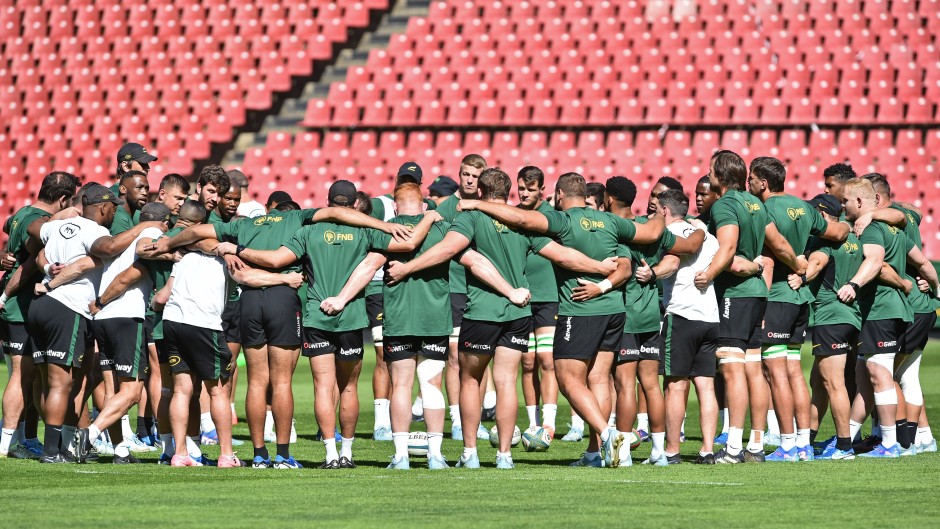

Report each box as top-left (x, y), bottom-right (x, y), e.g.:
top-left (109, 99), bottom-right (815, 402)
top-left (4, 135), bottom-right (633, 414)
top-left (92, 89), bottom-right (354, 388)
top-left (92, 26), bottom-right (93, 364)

top-left (0, 143), bottom-right (937, 469)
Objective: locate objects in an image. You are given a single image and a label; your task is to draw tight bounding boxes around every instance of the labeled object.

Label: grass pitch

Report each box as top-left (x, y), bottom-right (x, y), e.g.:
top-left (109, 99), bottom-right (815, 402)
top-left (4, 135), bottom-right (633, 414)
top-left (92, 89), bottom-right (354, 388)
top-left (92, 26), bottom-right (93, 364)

top-left (2, 342), bottom-right (939, 528)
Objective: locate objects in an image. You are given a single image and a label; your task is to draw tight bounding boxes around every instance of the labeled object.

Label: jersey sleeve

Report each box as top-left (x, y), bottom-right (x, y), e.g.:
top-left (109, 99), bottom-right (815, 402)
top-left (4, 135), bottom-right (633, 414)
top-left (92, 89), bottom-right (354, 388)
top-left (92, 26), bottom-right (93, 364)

top-left (528, 234), bottom-right (551, 254)
top-left (612, 215), bottom-right (637, 243)
top-left (658, 227), bottom-right (677, 250)
top-left (710, 199), bottom-right (738, 230)
top-left (300, 208), bottom-right (319, 224)
top-left (282, 229), bottom-right (308, 259)
top-left (542, 209), bottom-right (568, 236)
top-left (424, 198), bottom-right (437, 211)
top-left (449, 212), bottom-right (476, 241)
top-left (39, 221), bottom-right (52, 245)
top-left (82, 224), bottom-right (111, 252)
top-left (858, 224), bottom-right (885, 246)
top-left (213, 219), bottom-right (238, 242)
top-left (807, 204), bottom-right (829, 236)
top-left (899, 232), bottom-right (916, 254)
top-left (367, 228), bottom-right (392, 252)
top-left (369, 199), bottom-right (385, 220)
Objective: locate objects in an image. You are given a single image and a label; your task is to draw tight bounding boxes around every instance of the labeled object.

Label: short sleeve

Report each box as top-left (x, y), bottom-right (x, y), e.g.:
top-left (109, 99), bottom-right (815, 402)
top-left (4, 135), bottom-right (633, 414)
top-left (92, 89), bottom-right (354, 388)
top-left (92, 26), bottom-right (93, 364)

top-left (612, 215), bottom-right (637, 242)
top-left (449, 213), bottom-right (476, 241)
top-left (542, 209), bottom-right (568, 236)
top-left (369, 199), bottom-right (384, 220)
top-left (900, 232), bottom-right (915, 254)
top-left (711, 200), bottom-right (737, 229)
top-left (368, 228), bottom-right (392, 252)
top-left (282, 229), bottom-right (308, 259)
top-left (83, 224), bottom-right (110, 252)
top-left (424, 198), bottom-right (437, 211)
top-left (214, 220), bottom-right (238, 242)
top-left (528, 235), bottom-right (551, 254)
top-left (300, 208), bottom-right (319, 224)
top-left (807, 204), bottom-right (828, 236)
top-left (659, 227), bottom-right (677, 250)
top-left (858, 224), bottom-right (884, 246)
top-left (39, 221), bottom-right (52, 244)
top-left (169, 261), bottom-right (179, 278)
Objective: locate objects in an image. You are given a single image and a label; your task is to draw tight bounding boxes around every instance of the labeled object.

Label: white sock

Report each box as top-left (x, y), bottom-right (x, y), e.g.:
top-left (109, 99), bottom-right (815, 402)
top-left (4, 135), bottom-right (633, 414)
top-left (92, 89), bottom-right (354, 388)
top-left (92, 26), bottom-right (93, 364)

top-left (720, 408), bottom-right (729, 434)
top-left (600, 428), bottom-right (611, 443)
top-left (727, 427), bottom-right (744, 455)
top-left (200, 412), bottom-right (215, 434)
top-left (607, 412), bottom-right (616, 428)
top-left (324, 438), bottom-right (338, 462)
top-left (796, 428), bottom-right (810, 447)
top-left (264, 410), bottom-right (274, 434)
top-left (680, 414), bottom-right (686, 435)
top-left (917, 426), bottom-right (933, 444)
top-left (88, 425), bottom-right (101, 442)
top-left (62, 425), bottom-right (77, 454)
top-left (746, 429), bottom-right (763, 452)
top-left (617, 430), bottom-right (631, 460)
top-left (571, 413), bottom-right (584, 430)
top-left (113, 441), bottom-right (130, 458)
top-left (462, 447), bottom-right (477, 460)
top-left (450, 405), bottom-right (461, 426)
top-left (650, 432), bottom-right (665, 460)
top-left (121, 415), bottom-right (134, 440)
top-left (496, 451), bottom-right (511, 460)
top-left (483, 390), bottom-right (496, 410)
top-left (526, 406), bottom-right (538, 429)
top-left (0, 428), bottom-right (14, 453)
top-left (849, 420), bottom-right (863, 441)
top-left (412, 396), bottom-right (424, 416)
top-left (881, 424), bottom-right (897, 449)
top-left (543, 404), bottom-right (557, 430)
top-left (392, 432), bottom-right (409, 459)
top-left (186, 436), bottom-right (202, 458)
top-left (341, 436), bottom-right (354, 459)
top-left (160, 434), bottom-right (174, 456)
top-left (780, 433), bottom-right (797, 451)
top-left (767, 410), bottom-right (780, 436)
top-left (374, 399), bottom-right (391, 429)
top-left (428, 432), bottom-right (443, 458)
top-left (637, 413), bottom-right (649, 432)
top-left (230, 402), bottom-right (236, 415)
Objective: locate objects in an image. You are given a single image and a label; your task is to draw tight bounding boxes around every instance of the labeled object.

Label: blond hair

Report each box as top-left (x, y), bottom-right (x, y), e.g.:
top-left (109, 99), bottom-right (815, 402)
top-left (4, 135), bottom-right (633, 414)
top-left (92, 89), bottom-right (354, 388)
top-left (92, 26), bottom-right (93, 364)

top-left (842, 178), bottom-right (876, 200)
top-left (460, 154), bottom-right (486, 170)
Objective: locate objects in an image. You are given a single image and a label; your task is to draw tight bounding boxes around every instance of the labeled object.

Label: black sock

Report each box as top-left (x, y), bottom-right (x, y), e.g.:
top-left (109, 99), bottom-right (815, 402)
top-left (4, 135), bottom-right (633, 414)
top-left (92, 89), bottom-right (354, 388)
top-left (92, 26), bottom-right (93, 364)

top-left (277, 443), bottom-right (290, 459)
top-left (836, 436), bottom-right (853, 451)
top-left (908, 422), bottom-right (918, 444)
top-left (897, 420), bottom-right (911, 449)
top-left (144, 417), bottom-right (155, 436)
top-left (44, 425), bottom-right (62, 456)
top-left (254, 446), bottom-right (269, 460)
top-left (137, 417), bottom-right (148, 437)
top-left (809, 429), bottom-right (818, 444)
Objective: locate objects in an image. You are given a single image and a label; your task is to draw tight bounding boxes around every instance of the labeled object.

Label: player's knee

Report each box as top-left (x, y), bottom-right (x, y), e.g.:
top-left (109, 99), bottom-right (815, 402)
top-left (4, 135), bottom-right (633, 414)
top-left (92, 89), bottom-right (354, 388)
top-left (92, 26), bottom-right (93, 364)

top-left (371, 326), bottom-right (383, 347)
top-left (898, 368), bottom-right (924, 406)
top-left (417, 358), bottom-right (445, 409)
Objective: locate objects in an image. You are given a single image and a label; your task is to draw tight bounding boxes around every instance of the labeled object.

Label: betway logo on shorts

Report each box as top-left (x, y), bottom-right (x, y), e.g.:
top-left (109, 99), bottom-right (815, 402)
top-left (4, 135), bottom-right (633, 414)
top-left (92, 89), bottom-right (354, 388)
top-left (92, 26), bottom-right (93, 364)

top-left (510, 336), bottom-right (528, 346)
top-left (422, 342), bottom-right (446, 354)
top-left (563, 317), bottom-right (572, 342)
top-left (831, 342), bottom-right (851, 350)
top-left (45, 350), bottom-right (67, 360)
top-left (339, 347), bottom-right (362, 356)
top-left (767, 331), bottom-right (791, 339)
top-left (877, 340), bottom-right (898, 348)
top-left (640, 344), bottom-right (659, 355)
top-left (5, 341), bottom-right (23, 351)
top-left (115, 363), bottom-right (133, 372)
top-left (722, 298), bottom-right (731, 320)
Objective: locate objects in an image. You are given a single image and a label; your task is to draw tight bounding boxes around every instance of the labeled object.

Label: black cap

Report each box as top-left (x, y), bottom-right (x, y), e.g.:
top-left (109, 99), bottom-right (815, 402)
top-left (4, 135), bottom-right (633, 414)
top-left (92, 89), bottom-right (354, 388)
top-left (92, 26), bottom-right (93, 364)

top-left (139, 202), bottom-right (172, 223)
top-left (117, 143), bottom-right (157, 164)
top-left (266, 190), bottom-right (293, 206)
top-left (428, 175), bottom-right (458, 197)
top-left (396, 161), bottom-right (423, 184)
top-left (809, 193), bottom-right (843, 216)
top-left (328, 180), bottom-right (357, 206)
top-left (81, 183), bottom-right (125, 206)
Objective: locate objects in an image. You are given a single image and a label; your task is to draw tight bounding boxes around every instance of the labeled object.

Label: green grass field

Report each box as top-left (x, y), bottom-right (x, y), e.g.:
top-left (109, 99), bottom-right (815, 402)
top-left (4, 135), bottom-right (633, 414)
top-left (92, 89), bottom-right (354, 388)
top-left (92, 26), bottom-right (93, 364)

top-left (2, 342), bottom-right (940, 529)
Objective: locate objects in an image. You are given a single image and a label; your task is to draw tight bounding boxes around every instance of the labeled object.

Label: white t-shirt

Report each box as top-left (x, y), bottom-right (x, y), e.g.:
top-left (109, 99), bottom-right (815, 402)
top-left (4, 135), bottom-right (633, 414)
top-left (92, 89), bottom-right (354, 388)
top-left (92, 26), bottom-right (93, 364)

top-left (40, 217), bottom-right (110, 319)
top-left (236, 200), bottom-right (265, 218)
top-left (662, 220), bottom-right (720, 323)
top-left (95, 227), bottom-right (162, 320)
top-left (162, 252), bottom-right (229, 331)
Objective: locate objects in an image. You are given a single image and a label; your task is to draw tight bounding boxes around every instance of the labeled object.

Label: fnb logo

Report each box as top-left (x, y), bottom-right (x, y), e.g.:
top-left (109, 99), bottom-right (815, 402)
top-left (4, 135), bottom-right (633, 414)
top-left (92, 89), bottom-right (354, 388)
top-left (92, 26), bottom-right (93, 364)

top-left (253, 215), bottom-right (284, 226)
top-left (579, 218), bottom-right (605, 231)
top-left (786, 207), bottom-right (805, 220)
top-left (746, 201), bottom-right (762, 212)
top-left (323, 230), bottom-right (354, 244)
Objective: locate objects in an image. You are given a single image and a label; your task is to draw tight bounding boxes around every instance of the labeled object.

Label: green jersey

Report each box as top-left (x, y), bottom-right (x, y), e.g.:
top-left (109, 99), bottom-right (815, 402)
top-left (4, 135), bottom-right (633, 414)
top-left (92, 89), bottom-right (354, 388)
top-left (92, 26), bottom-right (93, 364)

top-left (709, 190), bottom-right (769, 299)
top-left (435, 194), bottom-right (467, 295)
top-left (285, 223), bottom-right (390, 332)
top-left (369, 194), bottom-right (436, 221)
top-left (623, 216), bottom-right (669, 334)
top-left (215, 209), bottom-right (319, 274)
top-left (523, 200), bottom-right (559, 303)
top-left (383, 214), bottom-right (452, 337)
top-left (0, 206), bottom-right (51, 323)
top-left (544, 207), bottom-right (663, 317)
top-left (110, 206), bottom-right (136, 235)
top-left (807, 235), bottom-right (863, 329)
top-left (765, 195), bottom-right (829, 304)
top-left (857, 221), bottom-right (914, 323)
top-left (889, 204), bottom-right (935, 313)
top-left (146, 225), bottom-right (185, 340)
top-left (450, 210), bottom-right (549, 322)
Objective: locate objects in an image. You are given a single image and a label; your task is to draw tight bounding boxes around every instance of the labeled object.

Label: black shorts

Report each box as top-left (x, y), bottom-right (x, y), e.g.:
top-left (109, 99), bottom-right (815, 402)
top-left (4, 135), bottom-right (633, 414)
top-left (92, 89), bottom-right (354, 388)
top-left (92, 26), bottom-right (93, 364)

top-left (1, 321), bottom-right (31, 357)
top-left (239, 286), bottom-right (301, 348)
top-left (366, 293), bottom-right (384, 330)
top-left (155, 339), bottom-right (171, 364)
top-left (221, 299), bottom-right (241, 344)
top-left (659, 313), bottom-right (718, 378)
top-left (762, 302), bottom-right (809, 346)
top-left (812, 324), bottom-right (859, 357)
top-left (902, 311), bottom-right (936, 355)
top-left (93, 317), bottom-right (148, 380)
top-left (858, 318), bottom-right (908, 357)
top-left (459, 317), bottom-right (531, 355)
top-left (450, 293), bottom-right (468, 328)
top-left (163, 320), bottom-right (232, 381)
top-left (384, 336), bottom-right (449, 362)
top-left (530, 302), bottom-right (558, 330)
top-left (718, 297), bottom-right (766, 351)
top-left (27, 295), bottom-right (92, 368)
top-left (554, 313), bottom-right (625, 360)
top-left (144, 312), bottom-right (155, 346)
top-left (617, 330), bottom-right (661, 365)
top-left (302, 327), bottom-right (364, 360)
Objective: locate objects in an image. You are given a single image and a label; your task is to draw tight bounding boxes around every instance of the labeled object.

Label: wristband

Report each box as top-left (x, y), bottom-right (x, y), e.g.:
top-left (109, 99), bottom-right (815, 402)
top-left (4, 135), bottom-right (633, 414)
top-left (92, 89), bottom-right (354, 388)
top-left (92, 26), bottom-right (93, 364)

top-left (649, 268), bottom-right (658, 283)
top-left (800, 273), bottom-right (808, 286)
top-left (235, 244), bottom-right (246, 256)
top-left (95, 296), bottom-right (105, 309)
top-left (847, 281), bottom-right (860, 294)
top-left (43, 263), bottom-right (53, 275)
top-left (43, 280), bottom-right (54, 292)
top-left (597, 279), bottom-right (613, 294)
top-left (756, 263), bottom-right (764, 276)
